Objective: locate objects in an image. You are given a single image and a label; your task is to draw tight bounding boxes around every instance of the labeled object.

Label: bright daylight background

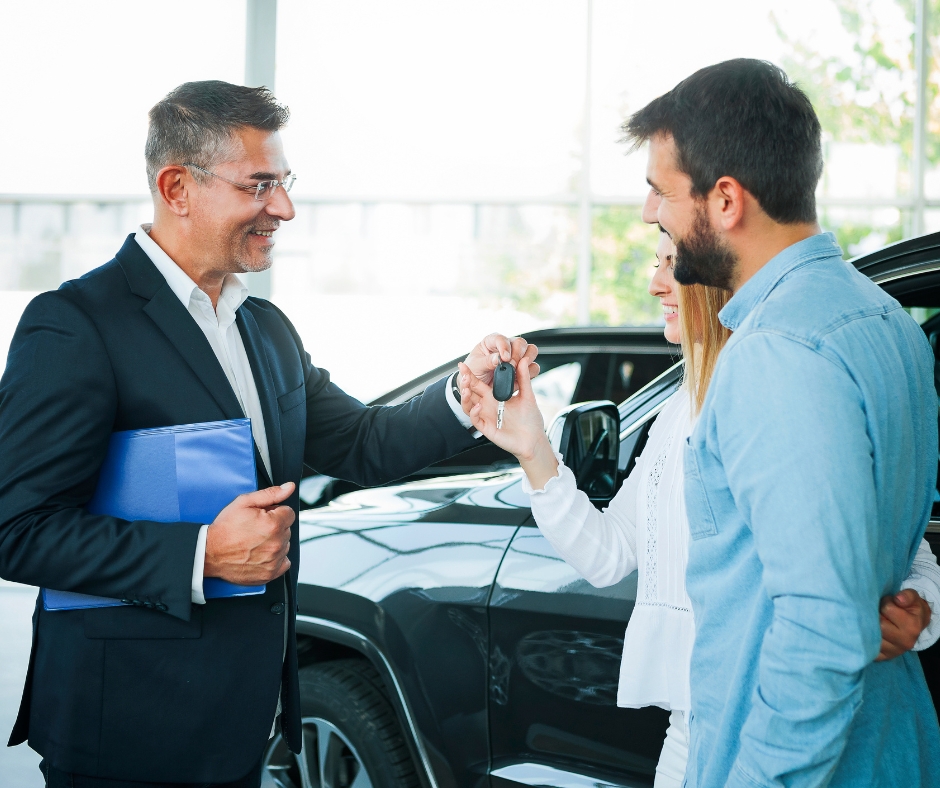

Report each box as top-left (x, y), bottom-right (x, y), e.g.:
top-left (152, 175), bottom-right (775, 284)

top-left (0, 1), bottom-right (939, 780)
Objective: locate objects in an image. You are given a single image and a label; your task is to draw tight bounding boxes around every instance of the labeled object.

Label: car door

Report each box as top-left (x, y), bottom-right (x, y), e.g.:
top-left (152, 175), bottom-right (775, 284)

top-left (485, 369), bottom-right (682, 788)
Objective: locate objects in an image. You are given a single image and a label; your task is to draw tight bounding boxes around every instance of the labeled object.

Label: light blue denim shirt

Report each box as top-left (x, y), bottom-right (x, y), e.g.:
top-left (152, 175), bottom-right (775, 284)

top-left (684, 233), bottom-right (940, 788)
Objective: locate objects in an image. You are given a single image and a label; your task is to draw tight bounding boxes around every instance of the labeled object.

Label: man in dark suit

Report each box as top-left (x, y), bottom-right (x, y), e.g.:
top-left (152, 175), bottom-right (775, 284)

top-left (0, 81), bottom-right (537, 787)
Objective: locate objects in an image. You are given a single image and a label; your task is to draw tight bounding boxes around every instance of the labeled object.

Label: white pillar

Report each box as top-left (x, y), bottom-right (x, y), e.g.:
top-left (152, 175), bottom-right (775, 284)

top-left (245, 0), bottom-right (278, 299)
top-left (576, 0), bottom-right (593, 325)
top-left (912, 0), bottom-right (928, 237)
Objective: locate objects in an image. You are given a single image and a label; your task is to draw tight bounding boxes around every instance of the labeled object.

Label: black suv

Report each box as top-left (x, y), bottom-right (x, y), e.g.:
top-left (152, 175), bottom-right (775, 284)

top-left (263, 233), bottom-right (940, 788)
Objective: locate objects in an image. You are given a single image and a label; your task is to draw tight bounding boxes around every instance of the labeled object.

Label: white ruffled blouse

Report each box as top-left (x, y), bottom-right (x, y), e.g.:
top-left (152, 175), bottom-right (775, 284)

top-left (524, 386), bottom-right (940, 713)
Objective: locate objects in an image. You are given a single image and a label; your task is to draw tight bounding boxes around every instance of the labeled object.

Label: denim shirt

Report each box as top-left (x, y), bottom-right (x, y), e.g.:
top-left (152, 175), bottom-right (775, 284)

top-left (684, 233), bottom-right (940, 788)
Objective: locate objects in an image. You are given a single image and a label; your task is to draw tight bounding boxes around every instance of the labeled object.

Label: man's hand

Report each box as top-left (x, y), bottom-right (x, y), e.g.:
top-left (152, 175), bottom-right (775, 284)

top-left (461, 333), bottom-right (539, 416)
top-left (462, 333), bottom-right (539, 385)
top-left (204, 482), bottom-right (295, 586)
top-left (876, 588), bottom-right (932, 661)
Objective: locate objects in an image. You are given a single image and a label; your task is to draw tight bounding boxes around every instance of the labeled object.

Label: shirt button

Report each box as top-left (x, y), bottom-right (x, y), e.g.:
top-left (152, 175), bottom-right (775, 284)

top-left (156, 603), bottom-right (168, 612)
top-left (270, 603), bottom-right (284, 615)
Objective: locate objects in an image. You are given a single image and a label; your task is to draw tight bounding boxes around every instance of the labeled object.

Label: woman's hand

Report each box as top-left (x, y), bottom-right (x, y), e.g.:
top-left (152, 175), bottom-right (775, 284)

top-left (458, 357), bottom-right (560, 490)
top-left (875, 589), bottom-right (932, 661)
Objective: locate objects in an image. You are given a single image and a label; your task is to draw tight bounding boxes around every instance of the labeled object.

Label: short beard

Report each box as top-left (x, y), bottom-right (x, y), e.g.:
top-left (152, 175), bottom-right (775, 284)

top-left (673, 206), bottom-right (737, 291)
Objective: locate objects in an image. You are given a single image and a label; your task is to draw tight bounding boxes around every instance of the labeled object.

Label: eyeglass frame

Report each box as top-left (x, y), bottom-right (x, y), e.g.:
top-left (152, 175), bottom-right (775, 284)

top-left (181, 163), bottom-right (296, 201)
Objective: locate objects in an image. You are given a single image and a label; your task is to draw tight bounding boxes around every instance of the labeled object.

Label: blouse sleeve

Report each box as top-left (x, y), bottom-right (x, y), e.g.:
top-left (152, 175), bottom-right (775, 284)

top-left (900, 537), bottom-right (940, 651)
top-left (523, 450), bottom-right (641, 588)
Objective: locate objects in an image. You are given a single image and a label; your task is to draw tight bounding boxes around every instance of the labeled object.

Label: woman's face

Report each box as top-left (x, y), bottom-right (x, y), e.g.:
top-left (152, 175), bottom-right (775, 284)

top-left (649, 232), bottom-right (682, 345)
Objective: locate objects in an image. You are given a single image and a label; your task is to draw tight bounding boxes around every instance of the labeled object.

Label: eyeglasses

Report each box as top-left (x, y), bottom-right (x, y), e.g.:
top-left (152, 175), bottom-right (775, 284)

top-left (182, 163), bottom-right (297, 201)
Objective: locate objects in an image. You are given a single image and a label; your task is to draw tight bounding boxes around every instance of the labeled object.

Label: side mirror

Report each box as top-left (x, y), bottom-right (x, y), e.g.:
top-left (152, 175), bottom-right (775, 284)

top-left (547, 401), bottom-right (620, 506)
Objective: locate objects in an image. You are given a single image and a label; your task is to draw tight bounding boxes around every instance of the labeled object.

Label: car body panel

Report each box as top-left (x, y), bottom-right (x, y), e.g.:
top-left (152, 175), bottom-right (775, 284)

top-left (297, 474), bottom-right (530, 788)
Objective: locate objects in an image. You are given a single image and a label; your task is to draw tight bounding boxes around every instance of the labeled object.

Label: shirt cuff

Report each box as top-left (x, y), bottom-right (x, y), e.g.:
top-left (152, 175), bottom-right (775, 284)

top-left (900, 577), bottom-right (940, 651)
top-left (444, 371), bottom-right (482, 439)
top-left (521, 451), bottom-right (566, 495)
top-left (191, 524), bottom-right (208, 605)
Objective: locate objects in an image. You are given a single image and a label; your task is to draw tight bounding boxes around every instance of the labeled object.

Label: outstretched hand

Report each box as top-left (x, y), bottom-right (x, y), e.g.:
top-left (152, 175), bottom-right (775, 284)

top-left (876, 588), bottom-right (932, 661)
top-left (458, 358), bottom-right (559, 490)
top-left (461, 333), bottom-right (540, 388)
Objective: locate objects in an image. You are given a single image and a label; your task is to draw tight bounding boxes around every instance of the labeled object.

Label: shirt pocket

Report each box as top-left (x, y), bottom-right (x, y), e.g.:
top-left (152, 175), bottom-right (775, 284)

top-left (277, 382), bottom-right (306, 414)
top-left (683, 442), bottom-right (719, 540)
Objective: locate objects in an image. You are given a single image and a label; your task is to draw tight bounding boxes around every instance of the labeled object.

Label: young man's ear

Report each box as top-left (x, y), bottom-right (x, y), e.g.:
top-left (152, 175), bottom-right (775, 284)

top-left (708, 176), bottom-right (746, 232)
top-left (154, 165), bottom-right (191, 217)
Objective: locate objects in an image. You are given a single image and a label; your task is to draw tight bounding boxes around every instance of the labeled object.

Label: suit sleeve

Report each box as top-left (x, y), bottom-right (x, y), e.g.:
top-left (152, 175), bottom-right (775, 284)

top-left (0, 290), bottom-right (200, 620)
top-left (268, 304), bottom-right (478, 486)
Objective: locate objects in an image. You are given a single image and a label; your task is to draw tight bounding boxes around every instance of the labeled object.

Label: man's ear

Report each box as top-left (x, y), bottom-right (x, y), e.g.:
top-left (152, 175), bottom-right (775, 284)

top-left (154, 165), bottom-right (191, 217)
top-left (708, 176), bottom-right (746, 232)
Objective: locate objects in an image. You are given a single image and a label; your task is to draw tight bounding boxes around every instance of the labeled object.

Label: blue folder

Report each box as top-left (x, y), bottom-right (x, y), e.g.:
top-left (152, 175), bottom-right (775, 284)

top-left (43, 418), bottom-right (265, 611)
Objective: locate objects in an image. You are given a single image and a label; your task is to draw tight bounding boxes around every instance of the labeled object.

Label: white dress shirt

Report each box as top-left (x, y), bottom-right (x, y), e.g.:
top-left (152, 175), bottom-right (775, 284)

top-left (525, 386), bottom-right (940, 713)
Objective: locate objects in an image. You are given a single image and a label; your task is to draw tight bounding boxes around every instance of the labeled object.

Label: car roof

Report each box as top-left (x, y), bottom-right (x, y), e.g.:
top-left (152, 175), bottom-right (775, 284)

top-left (851, 229), bottom-right (940, 284)
top-left (369, 325), bottom-right (671, 405)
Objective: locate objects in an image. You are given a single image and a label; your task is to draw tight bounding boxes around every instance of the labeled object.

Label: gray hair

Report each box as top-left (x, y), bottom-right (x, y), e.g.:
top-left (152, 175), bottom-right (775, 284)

top-left (145, 80), bottom-right (290, 193)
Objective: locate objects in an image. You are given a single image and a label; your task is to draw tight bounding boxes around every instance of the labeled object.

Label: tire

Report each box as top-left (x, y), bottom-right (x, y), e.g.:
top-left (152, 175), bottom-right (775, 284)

top-left (262, 659), bottom-right (421, 788)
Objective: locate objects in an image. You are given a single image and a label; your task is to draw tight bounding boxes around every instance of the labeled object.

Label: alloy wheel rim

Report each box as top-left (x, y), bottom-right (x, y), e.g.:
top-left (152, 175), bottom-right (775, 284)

top-left (262, 716), bottom-right (374, 788)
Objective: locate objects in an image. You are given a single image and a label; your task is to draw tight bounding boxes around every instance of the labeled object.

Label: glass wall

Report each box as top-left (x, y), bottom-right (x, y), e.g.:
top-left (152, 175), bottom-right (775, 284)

top-left (0, 0), bottom-right (936, 399)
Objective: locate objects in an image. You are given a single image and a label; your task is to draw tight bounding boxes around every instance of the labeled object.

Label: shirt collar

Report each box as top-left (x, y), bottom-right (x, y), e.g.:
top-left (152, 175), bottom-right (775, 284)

top-left (134, 224), bottom-right (249, 313)
top-left (718, 232), bottom-right (843, 330)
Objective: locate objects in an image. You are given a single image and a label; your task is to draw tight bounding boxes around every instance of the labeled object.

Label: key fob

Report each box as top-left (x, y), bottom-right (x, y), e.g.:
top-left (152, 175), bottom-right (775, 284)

top-left (493, 362), bottom-right (515, 402)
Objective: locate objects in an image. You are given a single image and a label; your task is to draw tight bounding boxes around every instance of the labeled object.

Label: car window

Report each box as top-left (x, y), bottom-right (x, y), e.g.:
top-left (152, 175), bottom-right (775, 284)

top-left (575, 352), bottom-right (677, 405)
top-left (531, 361), bottom-right (582, 426)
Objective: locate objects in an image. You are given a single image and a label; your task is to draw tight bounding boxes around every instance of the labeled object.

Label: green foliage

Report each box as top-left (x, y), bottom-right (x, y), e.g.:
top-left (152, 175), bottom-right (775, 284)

top-left (774, 0), bottom-right (940, 171)
top-left (589, 207), bottom-right (663, 326)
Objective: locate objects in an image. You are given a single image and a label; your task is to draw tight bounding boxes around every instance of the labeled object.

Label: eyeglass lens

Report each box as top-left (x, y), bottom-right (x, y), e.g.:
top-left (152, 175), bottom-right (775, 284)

top-left (255, 174), bottom-right (297, 200)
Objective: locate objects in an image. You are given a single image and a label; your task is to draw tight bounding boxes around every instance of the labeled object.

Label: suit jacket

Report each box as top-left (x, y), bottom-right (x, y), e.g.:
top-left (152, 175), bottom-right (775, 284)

top-left (0, 235), bottom-right (477, 782)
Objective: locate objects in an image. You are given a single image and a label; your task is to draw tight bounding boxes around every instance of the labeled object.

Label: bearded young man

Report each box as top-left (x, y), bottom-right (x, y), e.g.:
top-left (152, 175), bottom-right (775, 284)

top-left (0, 81), bottom-right (536, 788)
top-left (625, 59), bottom-right (940, 787)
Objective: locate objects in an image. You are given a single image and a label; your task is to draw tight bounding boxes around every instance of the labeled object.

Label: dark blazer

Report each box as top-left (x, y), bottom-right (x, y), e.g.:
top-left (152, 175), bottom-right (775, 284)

top-left (0, 235), bottom-right (477, 782)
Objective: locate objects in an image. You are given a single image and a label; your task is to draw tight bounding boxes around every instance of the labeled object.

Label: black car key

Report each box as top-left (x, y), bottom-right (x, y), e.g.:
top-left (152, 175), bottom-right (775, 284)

top-left (493, 361), bottom-right (515, 429)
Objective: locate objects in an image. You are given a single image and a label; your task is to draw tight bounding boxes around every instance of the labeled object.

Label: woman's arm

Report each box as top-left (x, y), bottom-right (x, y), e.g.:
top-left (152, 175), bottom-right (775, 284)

top-left (524, 452), bottom-right (641, 587)
top-left (459, 359), bottom-right (641, 587)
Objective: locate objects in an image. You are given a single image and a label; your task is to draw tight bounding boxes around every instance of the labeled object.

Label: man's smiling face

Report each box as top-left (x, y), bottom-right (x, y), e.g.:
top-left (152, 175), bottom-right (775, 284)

top-left (641, 132), bottom-right (737, 290)
top-left (641, 133), bottom-right (696, 244)
top-left (189, 127), bottom-right (296, 275)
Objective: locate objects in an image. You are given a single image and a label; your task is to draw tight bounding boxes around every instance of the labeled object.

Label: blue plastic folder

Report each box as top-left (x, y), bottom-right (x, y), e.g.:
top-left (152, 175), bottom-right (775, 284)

top-left (42, 418), bottom-right (264, 611)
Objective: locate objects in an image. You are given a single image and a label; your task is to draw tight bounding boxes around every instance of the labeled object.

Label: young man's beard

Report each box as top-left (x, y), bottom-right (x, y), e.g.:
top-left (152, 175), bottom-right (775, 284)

top-left (673, 205), bottom-right (737, 291)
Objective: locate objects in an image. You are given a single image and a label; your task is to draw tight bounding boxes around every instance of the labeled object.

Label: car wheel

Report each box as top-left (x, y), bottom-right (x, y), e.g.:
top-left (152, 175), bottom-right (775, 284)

top-left (262, 659), bottom-right (420, 788)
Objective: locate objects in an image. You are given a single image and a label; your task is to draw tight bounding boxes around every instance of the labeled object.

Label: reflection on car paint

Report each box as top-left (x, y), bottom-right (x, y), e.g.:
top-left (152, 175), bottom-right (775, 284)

top-left (489, 646), bottom-right (511, 707)
top-left (516, 630), bottom-right (623, 706)
top-left (298, 522), bottom-right (518, 602)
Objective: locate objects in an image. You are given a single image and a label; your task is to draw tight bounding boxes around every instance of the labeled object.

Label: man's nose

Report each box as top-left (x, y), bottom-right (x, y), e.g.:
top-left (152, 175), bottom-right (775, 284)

top-left (641, 189), bottom-right (660, 224)
top-left (266, 187), bottom-right (296, 222)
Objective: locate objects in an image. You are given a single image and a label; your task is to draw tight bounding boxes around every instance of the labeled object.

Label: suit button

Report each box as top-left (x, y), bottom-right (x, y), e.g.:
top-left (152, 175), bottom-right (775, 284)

top-left (144, 601), bottom-right (155, 609)
top-left (120, 598), bottom-right (131, 605)
top-left (156, 603), bottom-right (168, 612)
top-left (270, 603), bottom-right (284, 615)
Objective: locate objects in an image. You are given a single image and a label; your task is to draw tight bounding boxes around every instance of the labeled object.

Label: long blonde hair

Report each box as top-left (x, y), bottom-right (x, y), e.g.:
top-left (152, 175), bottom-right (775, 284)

top-left (678, 283), bottom-right (732, 413)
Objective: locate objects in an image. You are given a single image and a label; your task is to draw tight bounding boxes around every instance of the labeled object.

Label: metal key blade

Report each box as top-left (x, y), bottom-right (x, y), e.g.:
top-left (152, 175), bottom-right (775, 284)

top-left (497, 401), bottom-right (505, 429)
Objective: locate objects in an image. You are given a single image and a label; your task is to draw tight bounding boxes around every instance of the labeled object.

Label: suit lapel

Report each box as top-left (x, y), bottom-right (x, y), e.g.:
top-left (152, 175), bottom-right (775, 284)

top-left (117, 235), bottom-right (245, 422)
top-left (237, 305), bottom-right (284, 485)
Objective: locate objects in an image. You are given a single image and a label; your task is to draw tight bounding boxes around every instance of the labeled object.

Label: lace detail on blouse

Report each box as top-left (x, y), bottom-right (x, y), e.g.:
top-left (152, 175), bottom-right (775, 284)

top-left (644, 434), bottom-right (672, 602)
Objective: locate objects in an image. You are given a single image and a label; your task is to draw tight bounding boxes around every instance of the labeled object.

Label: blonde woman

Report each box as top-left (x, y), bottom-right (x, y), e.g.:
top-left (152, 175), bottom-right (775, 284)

top-left (458, 232), bottom-right (940, 788)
